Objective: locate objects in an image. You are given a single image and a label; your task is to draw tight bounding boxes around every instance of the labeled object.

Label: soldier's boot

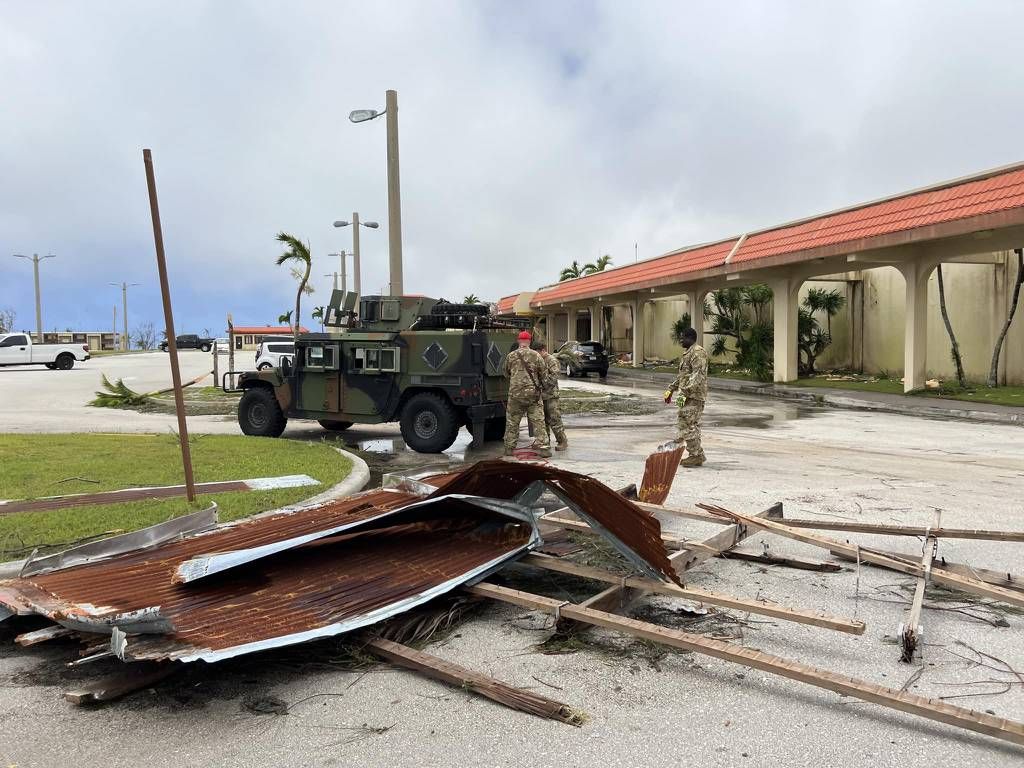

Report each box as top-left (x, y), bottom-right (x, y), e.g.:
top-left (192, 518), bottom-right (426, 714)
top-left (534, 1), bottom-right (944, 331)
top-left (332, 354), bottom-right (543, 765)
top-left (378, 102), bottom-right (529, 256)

top-left (536, 447), bottom-right (553, 458)
top-left (554, 431), bottom-right (568, 451)
top-left (680, 452), bottom-right (706, 467)
top-left (503, 446), bottom-right (515, 457)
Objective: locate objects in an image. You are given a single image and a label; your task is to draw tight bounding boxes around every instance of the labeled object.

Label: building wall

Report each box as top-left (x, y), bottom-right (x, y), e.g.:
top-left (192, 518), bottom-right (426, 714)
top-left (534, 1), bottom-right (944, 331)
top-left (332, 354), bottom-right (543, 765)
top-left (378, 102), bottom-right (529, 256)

top-left (604, 252), bottom-right (1024, 383)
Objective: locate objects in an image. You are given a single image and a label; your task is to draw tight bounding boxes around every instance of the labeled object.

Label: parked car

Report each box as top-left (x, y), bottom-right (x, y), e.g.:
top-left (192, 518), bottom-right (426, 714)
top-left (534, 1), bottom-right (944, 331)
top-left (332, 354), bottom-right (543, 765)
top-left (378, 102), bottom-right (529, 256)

top-left (0, 333), bottom-right (90, 370)
top-left (214, 337), bottom-right (230, 353)
top-left (557, 340), bottom-right (609, 378)
top-left (159, 334), bottom-right (214, 352)
top-left (255, 340), bottom-right (295, 370)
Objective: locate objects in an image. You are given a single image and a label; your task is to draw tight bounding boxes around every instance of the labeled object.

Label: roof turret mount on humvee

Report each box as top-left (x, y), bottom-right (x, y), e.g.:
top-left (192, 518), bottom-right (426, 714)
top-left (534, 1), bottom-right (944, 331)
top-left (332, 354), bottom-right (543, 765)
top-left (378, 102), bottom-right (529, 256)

top-left (230, 292), bottom-right (530, 453)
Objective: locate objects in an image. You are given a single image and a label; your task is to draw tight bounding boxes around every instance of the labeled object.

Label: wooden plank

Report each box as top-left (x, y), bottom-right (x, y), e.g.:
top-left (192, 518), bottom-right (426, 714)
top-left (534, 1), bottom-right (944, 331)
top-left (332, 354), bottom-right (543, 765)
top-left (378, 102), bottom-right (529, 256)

top-left (519, 552), bottom-right (866, 635)
top-left (363, 637), bottom-right (583, 726)
top-left (64, 662), bottom-right (178, 704)
top-left (718, 550), bottom-right (842, 572)
top-left (900, 511), bottom-right (940, 663)
top-left (831, 547), bottom-right (1024, 593)
top-left (15, 625), bottom-right (74, 646)
top-left (780, 519), bottom-right (1024, 542)
top-left (556, 583), bottom-right (642, 635)
top-left (669, 503), bottom-right (783, 573)
top-left (698, 504), bottom-right (1024, 610)
top-left (467, 582), bottom-right (1024, 748)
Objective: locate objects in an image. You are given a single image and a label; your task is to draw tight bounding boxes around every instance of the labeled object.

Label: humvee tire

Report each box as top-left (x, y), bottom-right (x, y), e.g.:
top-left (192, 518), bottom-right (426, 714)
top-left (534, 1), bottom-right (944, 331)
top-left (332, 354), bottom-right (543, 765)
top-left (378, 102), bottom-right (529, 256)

top-left (239, 387), bottom-right (287, 437)
top-left (400, 392), bottom-right (460, 453)
top-left (318, 419), bottom-right (353, 432)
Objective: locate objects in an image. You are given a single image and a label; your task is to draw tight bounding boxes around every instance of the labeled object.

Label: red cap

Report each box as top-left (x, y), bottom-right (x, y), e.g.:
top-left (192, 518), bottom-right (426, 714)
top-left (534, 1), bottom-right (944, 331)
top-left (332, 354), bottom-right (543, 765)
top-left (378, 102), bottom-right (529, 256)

top-left (518, 331), bottom-right (532, 341)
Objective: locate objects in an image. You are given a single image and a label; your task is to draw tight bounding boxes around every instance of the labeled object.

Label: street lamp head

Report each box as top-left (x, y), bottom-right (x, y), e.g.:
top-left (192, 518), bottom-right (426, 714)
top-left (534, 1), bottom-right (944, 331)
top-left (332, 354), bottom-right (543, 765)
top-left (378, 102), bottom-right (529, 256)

top-left (333, 220), bottom-right (350, 228)
top-left (362, 221), bottom-right (380, 229)
top-left (349, 109), bottom-right (380, 123)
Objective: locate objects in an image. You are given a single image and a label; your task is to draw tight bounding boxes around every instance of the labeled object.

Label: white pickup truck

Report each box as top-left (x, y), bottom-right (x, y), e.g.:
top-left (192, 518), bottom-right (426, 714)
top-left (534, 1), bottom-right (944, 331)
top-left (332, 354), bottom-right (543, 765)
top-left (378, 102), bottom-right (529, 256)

top-left (0, 333), bottom-right (91, 370)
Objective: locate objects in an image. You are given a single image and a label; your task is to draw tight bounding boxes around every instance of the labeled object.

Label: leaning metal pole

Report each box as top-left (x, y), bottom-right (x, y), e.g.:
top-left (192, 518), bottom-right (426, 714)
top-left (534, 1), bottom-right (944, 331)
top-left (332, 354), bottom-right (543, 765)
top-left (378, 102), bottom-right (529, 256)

top-left (142, 148), bottom-right (197, 502)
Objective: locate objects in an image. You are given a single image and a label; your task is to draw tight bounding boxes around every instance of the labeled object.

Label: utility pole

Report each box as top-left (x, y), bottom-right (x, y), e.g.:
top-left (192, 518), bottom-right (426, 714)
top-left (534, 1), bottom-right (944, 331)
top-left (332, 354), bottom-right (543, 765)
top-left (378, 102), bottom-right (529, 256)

top-left (385, 90), bottom-right (403, 296)
top-left (340, 251), bottom-right (348, 293)
top-left (112, 304), bottom-right (117, 350)
top-left (325, 272), bottom-right (339, 291)
top-left (142, 148), bottom-right (196, 503)
top-left (351, 212), bottom-right (361, 297)
top-left (109, 281), bottom-right (140, 350)
top-left (12, 253), bottom-right (56, 343)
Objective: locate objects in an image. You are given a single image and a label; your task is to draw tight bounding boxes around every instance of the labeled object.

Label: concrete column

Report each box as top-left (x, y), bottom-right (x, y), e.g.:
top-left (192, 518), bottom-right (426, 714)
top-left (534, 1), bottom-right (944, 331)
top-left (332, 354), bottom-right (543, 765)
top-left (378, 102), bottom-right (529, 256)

top-left (770, 278), bottom-right (801, 383)
top-left (632, 297), bottom-right (647, 366)
top-left (545, 313), bottom-right (556, 346)
top-left (685, 290), bottom-right (705, 344)
top-left (566, 308), bottom-right (577, 342)
top-left (850, 280), bottom-right (864, 373)
top-left (592, 302), bottom-right (602, 344)
top-left (898, 261), bottom-right (934, 392)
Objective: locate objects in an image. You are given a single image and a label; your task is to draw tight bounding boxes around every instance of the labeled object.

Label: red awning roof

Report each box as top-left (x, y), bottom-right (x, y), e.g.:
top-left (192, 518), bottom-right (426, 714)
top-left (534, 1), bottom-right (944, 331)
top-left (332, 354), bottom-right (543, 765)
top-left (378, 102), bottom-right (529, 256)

top-left (497, 293), bottom-right (520, 314)
top-left (232, 326), bottom-right (308, 334)
top-left (532, 162), bottom-right (1024, 307)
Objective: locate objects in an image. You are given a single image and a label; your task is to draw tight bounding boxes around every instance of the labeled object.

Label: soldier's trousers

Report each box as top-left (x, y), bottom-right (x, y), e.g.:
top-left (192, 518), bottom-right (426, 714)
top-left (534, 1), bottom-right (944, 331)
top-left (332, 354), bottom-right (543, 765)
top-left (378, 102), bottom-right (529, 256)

top-left (505, 397), bottom-right (549, 449)
top-left (542, 397), bottom-right (566, 443)
top-left (676, 399), bottom-right (705, 457)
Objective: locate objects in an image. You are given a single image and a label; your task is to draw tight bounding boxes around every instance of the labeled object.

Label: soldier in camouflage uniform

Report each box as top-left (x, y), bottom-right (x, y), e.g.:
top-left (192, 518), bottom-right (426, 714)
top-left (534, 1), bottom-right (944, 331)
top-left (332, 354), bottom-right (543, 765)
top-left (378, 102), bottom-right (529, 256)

top-left (536, 342), bottom-right (568, 450)
top-left (502, 331), bottom-right (551, 457)
top-left (664, 327), bottom-right (709, 467)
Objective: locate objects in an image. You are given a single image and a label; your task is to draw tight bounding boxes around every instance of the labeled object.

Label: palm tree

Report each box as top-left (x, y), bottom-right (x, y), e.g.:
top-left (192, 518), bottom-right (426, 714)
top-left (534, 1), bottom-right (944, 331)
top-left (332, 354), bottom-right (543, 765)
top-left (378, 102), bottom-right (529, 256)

top-left (275, 232), bottom-right (312, 344)
top-left (277, 310), bottom-right (293, 329)
top-left (559, 261), bottom-right (584, 281)
top-left (463, 294), bottom-right (479, 304)
top-left (804, 287), bottom-right (845, 336)
top-left (311, 306), bottom-right (325, 331)
top-left (583, 254), bottom-right (613, 275)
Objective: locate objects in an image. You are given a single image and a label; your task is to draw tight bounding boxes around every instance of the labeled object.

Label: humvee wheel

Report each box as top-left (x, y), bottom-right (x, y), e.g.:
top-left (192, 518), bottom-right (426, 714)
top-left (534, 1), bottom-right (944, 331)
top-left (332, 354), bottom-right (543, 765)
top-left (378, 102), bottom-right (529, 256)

top-left (318, 419), bottom-right (353, 432)
top-left (238, 387), bottom-right (287, 437)
top-left (400, 392), bottom-right (459, 453)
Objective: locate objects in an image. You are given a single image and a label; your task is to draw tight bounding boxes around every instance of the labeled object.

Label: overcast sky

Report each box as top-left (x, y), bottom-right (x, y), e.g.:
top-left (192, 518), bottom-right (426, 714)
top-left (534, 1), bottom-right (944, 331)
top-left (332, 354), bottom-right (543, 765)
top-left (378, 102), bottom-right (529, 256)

top-left (2, 0), bottom-right (1024, 338)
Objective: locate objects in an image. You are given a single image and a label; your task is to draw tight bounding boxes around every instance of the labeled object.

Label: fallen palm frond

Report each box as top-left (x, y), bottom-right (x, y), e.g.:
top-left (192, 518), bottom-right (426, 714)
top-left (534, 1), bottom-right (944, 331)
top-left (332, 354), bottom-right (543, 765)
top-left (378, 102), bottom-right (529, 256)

top-left (90, 372), bottom-right (211, 408)
top-left (90, 374), bottom-right (149, 407)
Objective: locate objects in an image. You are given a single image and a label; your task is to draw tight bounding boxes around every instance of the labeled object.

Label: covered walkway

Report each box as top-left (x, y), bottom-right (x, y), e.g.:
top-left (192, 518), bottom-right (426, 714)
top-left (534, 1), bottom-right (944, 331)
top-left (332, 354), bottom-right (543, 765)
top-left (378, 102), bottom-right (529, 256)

top-left (526, 163), bottom-right (1024, 391)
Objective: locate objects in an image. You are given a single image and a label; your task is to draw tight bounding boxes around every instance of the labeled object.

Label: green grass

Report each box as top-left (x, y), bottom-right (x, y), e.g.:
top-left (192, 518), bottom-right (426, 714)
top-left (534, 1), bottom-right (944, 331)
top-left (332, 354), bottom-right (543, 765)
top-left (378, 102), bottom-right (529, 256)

top-left (89, 349), bottom-right (152, 357)
top-left (0, 434), bottom-right (352, 558)
top-left (915, 384), bottom-right (1024, 408)
top-left (790, 376), bottom-right (1024, 407)
top-left (789, 376), bottom-right (905, 394)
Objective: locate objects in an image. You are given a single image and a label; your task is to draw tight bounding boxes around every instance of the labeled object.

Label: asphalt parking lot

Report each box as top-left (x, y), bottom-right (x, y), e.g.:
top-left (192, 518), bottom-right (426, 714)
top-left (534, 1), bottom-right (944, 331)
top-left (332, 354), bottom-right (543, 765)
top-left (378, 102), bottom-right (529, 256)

top-left (1, 353), bottom-right (1023, 766)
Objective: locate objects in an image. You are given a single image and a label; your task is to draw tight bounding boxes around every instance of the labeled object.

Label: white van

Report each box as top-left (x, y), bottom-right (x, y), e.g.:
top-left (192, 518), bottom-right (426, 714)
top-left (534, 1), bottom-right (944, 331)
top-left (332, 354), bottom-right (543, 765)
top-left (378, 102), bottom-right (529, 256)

top-left (255, 340), bottom-right (295, 370)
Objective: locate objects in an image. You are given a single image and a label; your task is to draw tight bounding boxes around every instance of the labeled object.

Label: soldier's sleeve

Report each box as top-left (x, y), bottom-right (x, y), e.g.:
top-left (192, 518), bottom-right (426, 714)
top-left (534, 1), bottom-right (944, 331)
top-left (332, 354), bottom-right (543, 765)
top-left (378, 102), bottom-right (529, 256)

top-left (681, 348), bottom-right (709, 397)
top-left (667, 357), bottom-right (685, 393)
top-left (502, 349), bottom-right (513, 378)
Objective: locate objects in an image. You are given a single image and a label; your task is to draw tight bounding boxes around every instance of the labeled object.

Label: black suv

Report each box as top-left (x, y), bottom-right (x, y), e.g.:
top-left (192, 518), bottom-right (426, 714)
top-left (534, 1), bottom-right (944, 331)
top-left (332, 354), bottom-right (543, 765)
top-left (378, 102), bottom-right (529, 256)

top-left (160, 334), bottom-right (214, 352)
top-left (558, 340), bottom-right (609, 378)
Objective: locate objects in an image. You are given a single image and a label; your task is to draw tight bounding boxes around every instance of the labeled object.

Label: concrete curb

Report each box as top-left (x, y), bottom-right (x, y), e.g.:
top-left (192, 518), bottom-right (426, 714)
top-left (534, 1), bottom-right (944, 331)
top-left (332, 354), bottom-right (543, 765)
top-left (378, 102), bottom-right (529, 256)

top-left (606, 368), bottom-right (1024, 427)
top-left (0, 446), bottom-right (371, 581)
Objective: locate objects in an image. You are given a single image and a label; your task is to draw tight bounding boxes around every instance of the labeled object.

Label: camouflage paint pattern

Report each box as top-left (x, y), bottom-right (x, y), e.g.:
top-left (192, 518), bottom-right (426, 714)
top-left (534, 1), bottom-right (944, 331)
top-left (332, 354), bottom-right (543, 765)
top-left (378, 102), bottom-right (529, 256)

top-left (668, 343), bottom-right (709, 403)
top-left (237, 295), bottom-right (522, 428)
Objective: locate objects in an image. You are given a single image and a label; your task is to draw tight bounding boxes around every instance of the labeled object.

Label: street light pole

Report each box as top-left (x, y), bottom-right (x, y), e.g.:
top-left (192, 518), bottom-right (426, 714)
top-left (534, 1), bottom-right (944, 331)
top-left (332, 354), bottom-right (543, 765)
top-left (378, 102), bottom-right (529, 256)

top-left (340, 250), bottom-right (348, 293)
top-left (333, 215), bottom-right (377, 300)
top-left (109, 281), bottom-right (140, 351)
top-left (384, 90), bottom-right (403, 296)
top-left (12, 253), bottom-right (56, 343)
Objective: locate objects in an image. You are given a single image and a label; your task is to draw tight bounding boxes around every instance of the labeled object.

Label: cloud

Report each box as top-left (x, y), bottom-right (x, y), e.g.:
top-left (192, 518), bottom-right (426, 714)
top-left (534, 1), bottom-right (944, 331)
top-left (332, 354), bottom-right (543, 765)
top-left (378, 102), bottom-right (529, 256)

top-left (1, 0), bottom-right (1023, 335)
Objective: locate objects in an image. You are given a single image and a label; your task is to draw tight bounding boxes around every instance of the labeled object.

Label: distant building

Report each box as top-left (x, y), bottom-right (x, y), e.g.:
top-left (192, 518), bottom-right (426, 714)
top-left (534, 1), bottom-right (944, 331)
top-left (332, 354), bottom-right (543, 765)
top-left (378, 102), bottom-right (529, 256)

top-left (41, 330), bottom-right (118, 351)
top-left (230, 326), bottom-right (308, 351)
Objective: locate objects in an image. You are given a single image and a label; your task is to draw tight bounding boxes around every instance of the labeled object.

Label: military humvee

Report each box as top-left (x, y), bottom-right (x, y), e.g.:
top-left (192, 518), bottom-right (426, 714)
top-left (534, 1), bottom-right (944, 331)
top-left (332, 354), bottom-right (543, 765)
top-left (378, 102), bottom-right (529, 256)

top-left (231, 292), bottom-right (529, 453)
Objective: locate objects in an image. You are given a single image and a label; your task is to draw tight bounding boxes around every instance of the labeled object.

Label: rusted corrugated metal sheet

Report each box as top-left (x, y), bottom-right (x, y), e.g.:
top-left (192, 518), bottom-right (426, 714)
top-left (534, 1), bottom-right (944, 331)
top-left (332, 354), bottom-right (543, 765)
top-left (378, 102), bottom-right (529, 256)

top-left (638, 446), bottom-right (685, 506)
top-left (0, 494), bottom-right (539, 663)
top-left (429, 460), bottom-right (680, 585)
